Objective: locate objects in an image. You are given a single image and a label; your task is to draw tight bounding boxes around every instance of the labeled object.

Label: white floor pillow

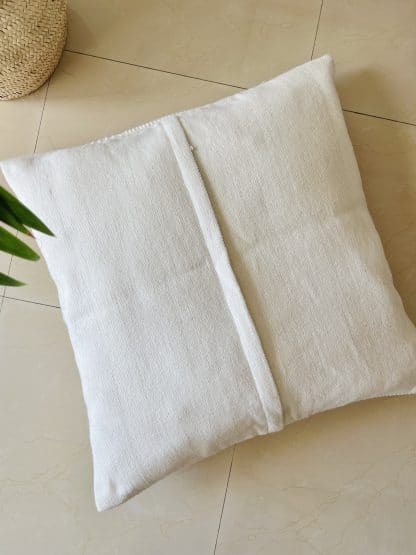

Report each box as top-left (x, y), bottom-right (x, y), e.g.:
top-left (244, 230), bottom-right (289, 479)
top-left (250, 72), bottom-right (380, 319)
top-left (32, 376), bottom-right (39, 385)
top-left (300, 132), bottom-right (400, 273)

top-left (2, 55), bottom-right (415, 511)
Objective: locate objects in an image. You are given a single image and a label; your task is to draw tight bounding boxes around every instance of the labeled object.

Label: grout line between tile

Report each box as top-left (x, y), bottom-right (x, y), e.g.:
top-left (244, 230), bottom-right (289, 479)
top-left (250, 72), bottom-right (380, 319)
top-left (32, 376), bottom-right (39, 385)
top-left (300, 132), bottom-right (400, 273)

top-left (343, 108), bottom-right (416, 128)
top-left (64, 49), bottom-right (416, 129)
top-left (3, 295), bottom-right (60, 309)
top-left (310, 0), bottom-right (324, 60)
top-left (64, 49), bottom-right (246, 90)
top-left (33, 78), bottom-right (51, 154)
top-left (213, 446), bottom-right (235, 555)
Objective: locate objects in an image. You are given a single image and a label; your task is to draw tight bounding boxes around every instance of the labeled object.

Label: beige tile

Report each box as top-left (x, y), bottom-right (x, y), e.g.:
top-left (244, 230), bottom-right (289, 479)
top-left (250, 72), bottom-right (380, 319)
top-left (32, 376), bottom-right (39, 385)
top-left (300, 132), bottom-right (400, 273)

top-left (314, 0), bottom-right (416, 123)
top-left (345, 112), bottom-right (416, 324)
top-left (36, 51), bottom-right (234, 152)
top-left (67, 0), bottom-right (322, 87)
top-left (217, 397), bottom-right (416, 555)
top-left (0, 84), bottom-right (47, 160)
top-left (0, 298), bottom-right (232, 554)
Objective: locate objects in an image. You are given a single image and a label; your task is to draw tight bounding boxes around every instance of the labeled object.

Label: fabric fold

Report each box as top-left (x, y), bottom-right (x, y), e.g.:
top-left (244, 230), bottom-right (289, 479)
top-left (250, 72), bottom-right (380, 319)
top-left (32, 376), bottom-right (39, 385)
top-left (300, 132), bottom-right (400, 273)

top-left (162, 115), bottom-right (283, 433)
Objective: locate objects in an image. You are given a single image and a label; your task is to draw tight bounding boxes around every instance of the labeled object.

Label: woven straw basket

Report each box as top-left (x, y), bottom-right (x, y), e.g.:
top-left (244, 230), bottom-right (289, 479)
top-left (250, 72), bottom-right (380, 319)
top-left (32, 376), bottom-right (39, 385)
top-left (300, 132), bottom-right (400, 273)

top-left (0, 0), bottom-right (67, 100)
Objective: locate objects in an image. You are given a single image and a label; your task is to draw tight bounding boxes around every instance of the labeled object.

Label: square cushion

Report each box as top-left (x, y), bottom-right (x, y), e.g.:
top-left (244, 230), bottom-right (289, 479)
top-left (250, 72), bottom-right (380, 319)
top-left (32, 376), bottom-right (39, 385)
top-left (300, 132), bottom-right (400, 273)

top-left (2, 55), bottom-right (415, 511)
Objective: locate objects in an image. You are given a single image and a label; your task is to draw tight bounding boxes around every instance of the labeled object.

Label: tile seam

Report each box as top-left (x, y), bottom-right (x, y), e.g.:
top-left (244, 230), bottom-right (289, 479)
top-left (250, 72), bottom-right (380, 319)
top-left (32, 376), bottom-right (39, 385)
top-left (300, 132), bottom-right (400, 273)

top-left (64, 49), bottom-right (416, 128)
top-left (310, 0), bottom-right (324, 60)
top-left (213, 446), bottom-right (235, 555)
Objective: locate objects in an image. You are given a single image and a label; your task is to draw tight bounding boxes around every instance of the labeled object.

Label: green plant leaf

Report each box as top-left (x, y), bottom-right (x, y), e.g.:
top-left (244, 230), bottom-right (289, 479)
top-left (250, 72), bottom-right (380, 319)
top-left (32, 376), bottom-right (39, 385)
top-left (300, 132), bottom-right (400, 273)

top-left (0, 203), bottom-right (32, 235)
top-left (0, 226), bottom-right (39, 260)
top-left (0, 272), bottom-right (24, 286)
top-left (0, 186), bottom-right (54, 236)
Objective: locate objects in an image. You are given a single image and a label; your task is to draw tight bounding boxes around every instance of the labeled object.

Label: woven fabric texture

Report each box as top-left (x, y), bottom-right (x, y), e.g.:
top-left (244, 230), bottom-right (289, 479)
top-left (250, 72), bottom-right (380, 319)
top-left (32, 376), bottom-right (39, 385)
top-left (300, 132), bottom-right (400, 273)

top-left (1, 56), bottom-right (415, 511)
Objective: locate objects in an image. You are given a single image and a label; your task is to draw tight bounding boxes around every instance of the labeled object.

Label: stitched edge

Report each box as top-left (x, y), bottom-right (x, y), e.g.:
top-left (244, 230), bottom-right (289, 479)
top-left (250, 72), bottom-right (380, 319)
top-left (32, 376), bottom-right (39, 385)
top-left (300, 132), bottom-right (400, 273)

top-left (161, 114), bottom-right (284, 434)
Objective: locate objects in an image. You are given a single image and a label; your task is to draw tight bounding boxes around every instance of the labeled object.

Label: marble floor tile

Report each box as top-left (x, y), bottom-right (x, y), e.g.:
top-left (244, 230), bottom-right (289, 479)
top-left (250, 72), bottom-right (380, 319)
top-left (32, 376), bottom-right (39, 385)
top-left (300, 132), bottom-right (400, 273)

top-left (36, 51), bottom-right (234, 152)
top-left (216, 397), bottom-right (416, 555)
top-left (0, 298), bottom-right (232, 555)
top-left (0, 83), bottom-right (47, 161)
top-left (66, 0), bottom-right (322, 87)
top-left (314, 0), bottom-right (416, 124)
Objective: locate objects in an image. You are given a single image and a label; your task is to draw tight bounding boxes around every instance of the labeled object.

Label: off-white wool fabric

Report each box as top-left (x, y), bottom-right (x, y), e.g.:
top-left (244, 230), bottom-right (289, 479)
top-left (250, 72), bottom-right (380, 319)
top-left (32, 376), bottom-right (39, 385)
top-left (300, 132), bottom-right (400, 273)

top-left (2, 56), bottom-right (415, 511)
